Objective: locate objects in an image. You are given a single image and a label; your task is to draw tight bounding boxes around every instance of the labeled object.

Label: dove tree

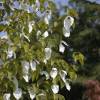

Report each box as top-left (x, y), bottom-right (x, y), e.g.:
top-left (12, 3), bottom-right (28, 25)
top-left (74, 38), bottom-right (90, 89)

top-left (0, 0), bottom-right (81, 100)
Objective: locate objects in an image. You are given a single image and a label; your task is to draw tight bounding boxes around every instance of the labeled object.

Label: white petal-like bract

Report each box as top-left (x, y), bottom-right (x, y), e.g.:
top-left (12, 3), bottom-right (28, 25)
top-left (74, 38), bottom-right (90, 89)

top-left (50, 68), bottom-right (58, 79)
top-left (59, 43), bottom-right (65, 53)
top-left (36, 30), bottom-right (41, 39)
top-left (23, 34), bottom-right (30, 42)
top-left (59, 70), bottom-right (67, 82)
top-left (28, 23), bottom-right (32, 33)
top-left (63, 27), bottom-right (70, 37)
top-left (28, 21), bottom-right (35, 33)
top-left (43, 59), bottom-right (47, 64)
top-left (7, 48), bottom-right (14, 59)
top-left (61, 41), bottom-right (69, 46)
top-left (23, 74), bottom-right (29, 82)
top-left (65, 82), bottom-right (71, 91)
top-left (44, 17), bottom-right (49, 25)
top-left (13, 88), bottom-right (22, 100)
top-left (28, 89), bottom-right (36, 100)
top-left (40, 71), bottom-right (50, 80)
top-left (44, 47), bottom-right (52, 60)
top-left (51, 84), bottom-right (59, 94)
top-left (64, 16), bottom-right (74, 30)
top-left (3, 93), bottom-right (11, 100)
top-left (43, 31), bottom-right (49, 38)
top-left (21, 61), bottom-right (30, 82)
top-left (63, 16), bottom-right (74, 37)
top-left (44, 10), bottom-right (51, 25)
top-left (21, 61), bottom-right (30, 74)
top-left (30, 61), bottom-right (37, 71)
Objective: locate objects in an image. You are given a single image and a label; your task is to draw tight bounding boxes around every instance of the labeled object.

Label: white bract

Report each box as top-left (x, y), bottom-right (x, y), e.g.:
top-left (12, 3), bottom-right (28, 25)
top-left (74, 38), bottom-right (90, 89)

top-left (23, 75), bottom-right (29, 82)
top-left (64, 16), bottom-right (74, 30)
top-left (30, 61), bottom-right (37, 71)
top-left (59, 41), bottom-right (69, 53)
top-left (59, 43), bottom-right (65, 53)
top-left (44, 47), bottom-right (52, 60)
top-left (28, 89), bottom-right (36, 100)
top-left (13, 88), bottom-right (22, 100)
top-left (43, 31), bottom-right (49, 38)
top-left (40, 71), bottom-right (49, 80)
top-left (21, 61), bottom-right (30, 82)
top-left (3, 93), bottom-right (11, 100)
top-left (63, 27), bottom-right (70, 37)
top-left (21, 61), bottom-right (30, 74)
top-left (38, 93), bottom-right (45, 96)
top-left (59, 70), bottom-right (70, 91)
top-left (44, 10), bottom-right (52, 25)
top-left (65, 82), bottom-right (71, 91)
top-left (43, 59), bottom-right (47, 64)
top-left (44, 17), bottom-right (49, 25)
top-left (24, 34), bottom-right (30, 42)
top-left (51, 84), bottom-right (59, 94)
top-left (7, 48), bottom-right (14, 59)
top-left (20, 28), bottom-right (30, 42)
top-left (63, 16), bottom-right (74, 37)
top-left (59, 70), bottom-right (67, 82)
top-left (50, 68), bottom-right (58, 79)
top-left (61, 41), bottom-right (69, 46)
top-left (28, 21), bottom-right (35, 33)
top-left (36, 30), bottom-right (41, 39)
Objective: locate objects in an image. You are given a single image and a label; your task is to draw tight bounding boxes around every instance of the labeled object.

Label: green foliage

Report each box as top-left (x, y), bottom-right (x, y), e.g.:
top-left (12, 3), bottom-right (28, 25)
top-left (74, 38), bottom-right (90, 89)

top-left (73, 52), bottom-right (85, 66)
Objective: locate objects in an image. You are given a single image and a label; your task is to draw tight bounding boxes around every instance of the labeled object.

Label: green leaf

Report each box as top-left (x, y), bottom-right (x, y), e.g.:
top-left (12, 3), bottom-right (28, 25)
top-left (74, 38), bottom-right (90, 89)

top-left (73, 52), bottom-right (85, 66)
top-left (31, 71), bottom-right (39, 82)
top-left (53, 94), bottom-right (65, 100)
top-left (67, 8), bottom-right (78, 18)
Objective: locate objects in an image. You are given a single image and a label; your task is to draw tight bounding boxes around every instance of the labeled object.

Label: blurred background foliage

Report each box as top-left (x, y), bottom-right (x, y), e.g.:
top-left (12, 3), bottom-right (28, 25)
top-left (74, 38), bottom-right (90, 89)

top-left (68, 0), bottom-right (100, 81)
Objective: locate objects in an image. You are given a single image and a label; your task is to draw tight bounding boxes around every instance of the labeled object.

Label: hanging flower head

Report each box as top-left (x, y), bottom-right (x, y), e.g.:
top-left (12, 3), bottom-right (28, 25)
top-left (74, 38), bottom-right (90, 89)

top-left (63, 16), bottom-right (74, 37)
